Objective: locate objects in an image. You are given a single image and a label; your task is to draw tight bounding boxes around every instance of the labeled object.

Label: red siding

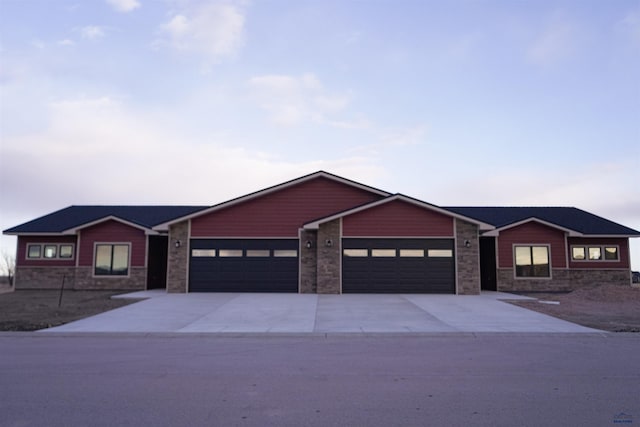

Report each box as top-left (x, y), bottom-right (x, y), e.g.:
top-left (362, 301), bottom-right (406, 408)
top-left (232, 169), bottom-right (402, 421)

top-left (78, 220), bottom-right (146, 267)
top-left (17, 236), bottom-right (77, 267)
top-left (567, 237), bottom-right (630, 269)
top-left (342, 200), bottom-right (454, 237)
top-left (497, 222), bottom-right (567, 268)
top-left (191, 177), bottom-right (384, 237)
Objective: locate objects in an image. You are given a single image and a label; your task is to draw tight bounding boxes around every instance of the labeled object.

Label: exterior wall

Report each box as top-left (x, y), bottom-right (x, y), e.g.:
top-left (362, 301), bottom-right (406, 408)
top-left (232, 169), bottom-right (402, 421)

top-left (455, 219), bottom-right (480, 295)
top-left (16, 236), bottom-right (77, 267)
top-left (567, 237), bottom-right (630, 269)
top-left (342, 201), bottom-right (454, 237)
top-left (14, 266), bottom-right (146, 290)
top-left (316, 219), bottom-right (341, 294)
top-left (14, 266), bottom-right (76, 290)
top-left (497, 268), bottom-right (631, 292)
top-left (167, 221), bottom-right (189, 293)
top-left (497, 222), bottom-right (567, 269)
top-left (78, 220), bottom-right (146, 267)
top-left (191, 177), bottom-right (383, 238)
top-left (299, 229), bottom-right (317, 293)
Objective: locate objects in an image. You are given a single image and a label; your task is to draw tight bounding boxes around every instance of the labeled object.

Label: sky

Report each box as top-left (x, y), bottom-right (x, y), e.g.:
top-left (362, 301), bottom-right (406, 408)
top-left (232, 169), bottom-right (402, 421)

top-left (1, 0), bottom-right (639, 269)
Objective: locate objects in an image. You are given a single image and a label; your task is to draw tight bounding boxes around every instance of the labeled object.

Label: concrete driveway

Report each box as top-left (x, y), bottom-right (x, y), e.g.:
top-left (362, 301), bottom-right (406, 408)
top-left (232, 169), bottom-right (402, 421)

top-left (41, 290), bottom-right (600, 334)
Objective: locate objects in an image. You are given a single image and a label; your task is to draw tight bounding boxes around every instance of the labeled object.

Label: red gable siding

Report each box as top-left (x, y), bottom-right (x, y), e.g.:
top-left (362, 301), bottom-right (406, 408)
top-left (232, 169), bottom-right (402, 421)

top-left (342, 200), bottom-right (454, 237)
top-left (78, 220), bottom-right (146, 267)
top-left (191, 177), bottom-right (384, 237)
top-left (17, 236), bottom-right (77, 267)
top-left (497, 222), bottom-right (567, 268)
top-left (568, 237), bottom-right (630, 269)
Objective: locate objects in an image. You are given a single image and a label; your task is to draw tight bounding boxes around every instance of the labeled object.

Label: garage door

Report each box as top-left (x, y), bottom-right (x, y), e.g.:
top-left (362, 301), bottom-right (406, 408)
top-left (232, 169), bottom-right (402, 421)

top-left (189, 239), bottom-right (298, 292)
top-left (342, 238), bottom-right (455, 293)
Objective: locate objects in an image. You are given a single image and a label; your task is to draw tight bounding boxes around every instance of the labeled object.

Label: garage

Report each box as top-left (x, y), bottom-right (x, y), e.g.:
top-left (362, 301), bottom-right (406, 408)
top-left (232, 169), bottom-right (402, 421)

top-left (189, 239), bottom-right (299, 292)
top-left (342, 238), bottom-right (455, 293)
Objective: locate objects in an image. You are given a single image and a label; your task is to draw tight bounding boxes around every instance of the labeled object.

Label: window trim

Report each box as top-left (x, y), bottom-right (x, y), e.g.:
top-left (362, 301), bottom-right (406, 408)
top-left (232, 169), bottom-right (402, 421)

top-left (25, 243), bottom-right (75, 260)
top-left (513, 244), bottom-right (552, 280)
top-left (93, 242), bottom-right (131, 278)
top-left (570, 245), bottom-right (620, 262)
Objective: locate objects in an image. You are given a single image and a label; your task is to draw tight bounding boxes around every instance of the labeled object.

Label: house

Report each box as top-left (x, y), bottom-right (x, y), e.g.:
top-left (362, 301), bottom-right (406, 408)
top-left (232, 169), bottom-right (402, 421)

top-left (4, 171), bottom-right (639, 294)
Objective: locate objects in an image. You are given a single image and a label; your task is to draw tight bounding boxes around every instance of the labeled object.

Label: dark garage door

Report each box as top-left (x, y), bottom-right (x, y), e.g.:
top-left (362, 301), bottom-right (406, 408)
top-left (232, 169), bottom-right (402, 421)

top-left (189, 239), bottom-right (299, 292)
top-left (342, 238), bottom-right (455, 293)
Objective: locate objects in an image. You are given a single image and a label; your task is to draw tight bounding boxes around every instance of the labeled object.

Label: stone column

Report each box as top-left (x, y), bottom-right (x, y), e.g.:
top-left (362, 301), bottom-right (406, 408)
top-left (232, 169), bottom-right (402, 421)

top-left (299, 229), bottom-right (318, 293)
top-left (455, 219), bottom-right (480, 295)
top-left (167, 220), bottom-right (189, 293)
top-left (316, 219), bottom-right (342, 294)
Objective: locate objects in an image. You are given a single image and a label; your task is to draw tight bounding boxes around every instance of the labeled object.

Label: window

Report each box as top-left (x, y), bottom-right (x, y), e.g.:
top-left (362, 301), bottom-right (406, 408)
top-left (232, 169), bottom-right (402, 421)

top-left (43, 245), bottom-right (57, 258)
top-left (515, 246), bottom-right (550, 278)
top-left (588, 247), bottom-right (601, 260)
top-left (572, 245), bottom-right (619, 262)
top-left (27, 245), bottom-right (41, 259)
top-left (571, 247), bottom-right (586, 260)
top-left (26, 243), bottom-right (74, 260)
top-left (399, 249), bottom-right (424, 257)
top-left (343, 249), bottom-right (368, 257)
top-left (95, 244), bottom-right (129, 276)
top-left (246, 250), bottom-right (270, 257)
top-left (192, 249), bottom-right (216, 257)
top-left (427, 249), bottom-right (453, 258)
top-left (219, 249), bottom-right (243, 257)
top-left (604, 247), bottom-right (619, 260)
top-left (59, 245), bottom-right (74, 258)
top-left (273, 250), bottom-right (297, 257)
top-left (371, 249), bottom-right (396, 257)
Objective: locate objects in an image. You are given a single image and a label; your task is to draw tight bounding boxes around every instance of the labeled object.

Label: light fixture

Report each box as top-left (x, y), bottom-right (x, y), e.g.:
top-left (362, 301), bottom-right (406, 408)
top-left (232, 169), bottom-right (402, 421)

top-left (305, 240), bottom-right (313, 249)
top-left (464, 240), bottom-right (471, 248)
top-left (325, 239), bottom-right (333, 247)
top-left (175, 240), bottom-right (182, 248)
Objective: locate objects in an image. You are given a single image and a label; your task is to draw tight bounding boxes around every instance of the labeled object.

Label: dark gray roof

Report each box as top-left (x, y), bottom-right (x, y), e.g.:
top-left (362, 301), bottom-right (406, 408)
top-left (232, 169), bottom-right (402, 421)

top-left (3, 205), bottom-right (208, 234)
top-left (445, 207), bottom-right (640, 236)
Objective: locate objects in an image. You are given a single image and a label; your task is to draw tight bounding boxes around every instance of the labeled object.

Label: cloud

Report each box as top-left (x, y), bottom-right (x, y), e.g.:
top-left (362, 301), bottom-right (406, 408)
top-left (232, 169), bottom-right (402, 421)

top-left (617, 8), bottom-right (640, 46)
top-left (0, 95), bottom-right (383, 214)
top-left (57, 39), bottom-right (75, 46)
top-left (526, 15), bottom-right (578, 66)
top-left (106, 0), bottom-right (141, 13)
top-left (158, 2), bottom-right (245, 61)
top-left (81, 26), bottom-right (106, 40)
top-left (248, 73), bottom-right (362, 127)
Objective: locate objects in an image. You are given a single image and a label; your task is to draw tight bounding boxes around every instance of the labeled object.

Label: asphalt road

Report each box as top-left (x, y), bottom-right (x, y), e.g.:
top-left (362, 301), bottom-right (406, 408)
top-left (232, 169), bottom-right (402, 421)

top-left (1, 333), bottom-right (638, 427)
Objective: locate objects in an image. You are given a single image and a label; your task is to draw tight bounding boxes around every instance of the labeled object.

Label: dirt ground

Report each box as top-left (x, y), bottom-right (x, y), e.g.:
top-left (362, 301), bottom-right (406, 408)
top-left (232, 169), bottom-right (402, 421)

top-left (508, 284), bottom-right (640, 332)
top-left (0, 286), bottom-right (141, 331)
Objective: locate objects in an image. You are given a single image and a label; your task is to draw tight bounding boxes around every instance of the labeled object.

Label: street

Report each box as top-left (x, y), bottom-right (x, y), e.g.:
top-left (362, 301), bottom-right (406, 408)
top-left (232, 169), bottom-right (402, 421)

top-left (1, 333), bottom-right (638, 426)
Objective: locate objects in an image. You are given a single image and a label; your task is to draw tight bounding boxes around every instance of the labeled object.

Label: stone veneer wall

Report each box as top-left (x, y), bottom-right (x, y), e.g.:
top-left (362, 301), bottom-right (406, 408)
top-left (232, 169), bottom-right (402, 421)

top-left (74, 267), bottom-right (146, 290)
top-left (299, 229), bottom-right (318, 293)
top-left (14, 266), bottom-right (147, 290)
top-left (316, 219), bottom-right (341, 294)
top-left (14, 266), bottom-right (77, 290)
top-left (455, 219), bottom-right (480, 295)
top-left (497, 268), bottom-right (631, 292)
top-left (167, 221), bottom-right (189, 293)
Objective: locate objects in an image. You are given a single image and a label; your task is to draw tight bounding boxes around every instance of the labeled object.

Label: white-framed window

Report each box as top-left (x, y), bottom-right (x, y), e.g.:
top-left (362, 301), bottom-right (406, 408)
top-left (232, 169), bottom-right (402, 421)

top-left (571, 245), bottom-right (619, 262)
top-left (26, 243), bottom-right (74, 260)
top-left (94, 244), bottom-right (130, 276)
top-left (514, 245), bottom-right (550, 278)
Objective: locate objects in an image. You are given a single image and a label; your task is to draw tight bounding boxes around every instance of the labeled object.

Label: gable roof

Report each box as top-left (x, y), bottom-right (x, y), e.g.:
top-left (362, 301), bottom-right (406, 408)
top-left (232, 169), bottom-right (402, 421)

top-left (304, 194), bottom-right (495, 230)
top-left (445, 207), bottom-right (640, 237)
top-left (3, 205), bottom-right (208, 235)
top-left (152, 171), bottom-right (391, 231)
